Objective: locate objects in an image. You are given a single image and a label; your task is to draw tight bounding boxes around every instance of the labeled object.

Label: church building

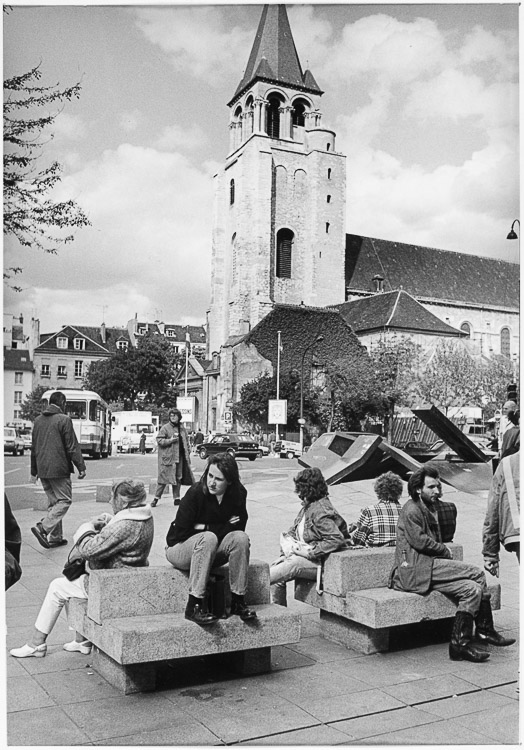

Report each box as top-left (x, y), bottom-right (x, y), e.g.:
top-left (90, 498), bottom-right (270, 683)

top-left (204, 4), bottom-right (519, 434)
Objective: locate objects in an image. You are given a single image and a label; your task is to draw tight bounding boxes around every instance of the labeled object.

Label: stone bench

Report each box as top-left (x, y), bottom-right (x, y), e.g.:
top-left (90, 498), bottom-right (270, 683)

top-left (294, 544), bottom-right (501, 654)
top-left (69, 559), bottom-right (300, 694)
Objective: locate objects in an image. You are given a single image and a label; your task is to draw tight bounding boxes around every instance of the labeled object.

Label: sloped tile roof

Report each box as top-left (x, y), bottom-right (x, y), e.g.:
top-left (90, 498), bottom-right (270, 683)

top-left (335, 290), bottom-right (466, 336)
top-left (38, 325), bottom-right (131, 354)
top-left (230, 4), bottom-right (322, 104)
top-left (345, 234), bottom-right (519, 309)
top-left (4, 348), bottom-right (33, 371)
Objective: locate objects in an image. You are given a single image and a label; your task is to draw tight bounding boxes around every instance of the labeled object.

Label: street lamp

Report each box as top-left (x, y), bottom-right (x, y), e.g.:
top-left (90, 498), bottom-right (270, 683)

top-left (506, 219), bottom-right (520, 240)
top-left (299, 334), bottom-right (324, 454)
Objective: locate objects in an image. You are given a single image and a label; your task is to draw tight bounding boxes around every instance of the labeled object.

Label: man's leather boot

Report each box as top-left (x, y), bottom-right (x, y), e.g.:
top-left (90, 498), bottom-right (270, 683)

top-left (475, 598), bottom-right (516, 647)
top-left (449, 610), bottom-right (490, 662)
top-left (184, 595), bottom-right (218, 626)
top-left (230, 593), bottom-right (257, 621)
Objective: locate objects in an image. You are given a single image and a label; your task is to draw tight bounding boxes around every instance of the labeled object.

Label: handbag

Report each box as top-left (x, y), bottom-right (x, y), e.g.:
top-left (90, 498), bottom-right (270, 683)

top-left (62, 546), bottom-right (86, 581)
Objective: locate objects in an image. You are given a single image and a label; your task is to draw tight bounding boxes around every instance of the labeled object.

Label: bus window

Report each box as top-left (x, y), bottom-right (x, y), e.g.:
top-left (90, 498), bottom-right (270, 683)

top-left (66, 401), bottom-right (87, 420)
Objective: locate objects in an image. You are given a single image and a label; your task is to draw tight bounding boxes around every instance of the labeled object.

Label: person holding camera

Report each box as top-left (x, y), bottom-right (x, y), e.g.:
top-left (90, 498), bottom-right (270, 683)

top-left (10, 479), bottom-right (153, 659)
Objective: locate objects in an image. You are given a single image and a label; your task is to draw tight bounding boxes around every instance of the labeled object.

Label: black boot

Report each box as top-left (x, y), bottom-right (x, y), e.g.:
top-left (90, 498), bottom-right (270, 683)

top-left (184, 595), bottom-right (218, 626)
top-left (230, 593), bottom-right (257, 621)
top-left (449, 611), bottom-right (490, 662)
top-left (475, 598), bottom-right (516, 647)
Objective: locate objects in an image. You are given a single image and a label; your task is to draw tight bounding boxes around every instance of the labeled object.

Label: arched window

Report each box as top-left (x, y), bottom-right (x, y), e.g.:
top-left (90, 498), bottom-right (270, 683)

top-left (266, 95), bottom-right (282, 139)
top-left (276, 228), bottom-right (293, 278)
top-left (230, 179), bottom-right (235, 205)
top-left (326, 143), bottom-right (331, 151)
top-left (326, 195), bottom-right (331, 203)
top-left (460, 322), bottom-right (471, 337)
top-left (325, 222), bottom-right (330, 234)
top-left (501, 327), bottom-right (511, 357)
top-left (291, 98), bottom-right (307, 127)
top-left (327, 168), bottom-right (332, 179)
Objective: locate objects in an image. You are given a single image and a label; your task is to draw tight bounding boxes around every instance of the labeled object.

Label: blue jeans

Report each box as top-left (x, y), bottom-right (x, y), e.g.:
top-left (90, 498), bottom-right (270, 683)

top-left (165, 530), bottom-right (251, 599)
top-left (39, 477), bottom-right (72, 543)
top-left (269, 554), bottom-right (318, 606)
top-left (431, 558), bottom-right (489, 616)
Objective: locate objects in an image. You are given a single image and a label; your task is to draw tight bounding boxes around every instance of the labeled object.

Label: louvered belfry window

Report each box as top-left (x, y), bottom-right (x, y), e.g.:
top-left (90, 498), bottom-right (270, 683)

top-left (276, 229), bottom-right (293, 278)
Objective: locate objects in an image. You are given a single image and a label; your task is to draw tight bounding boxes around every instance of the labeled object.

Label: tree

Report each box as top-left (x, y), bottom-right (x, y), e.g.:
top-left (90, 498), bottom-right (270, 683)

top-left (20, 384), bottom-right (48, 422)
top-left (4, 65), bottom-right (90, 288)
top-left (85, 333), bottom-right (178, 409)
top-left (417, 340), bottom-right (486, 415)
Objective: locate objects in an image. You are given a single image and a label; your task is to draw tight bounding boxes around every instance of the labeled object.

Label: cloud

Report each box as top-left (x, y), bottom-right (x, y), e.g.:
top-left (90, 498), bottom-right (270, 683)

top-left (119, 109), bottom-right (143, 133)
top-left (53, 112), bottom-right (87, 141)
top-left (154, 124), bottom-right (207, 151)
top-left (133, 6), bottom-right (251, 85)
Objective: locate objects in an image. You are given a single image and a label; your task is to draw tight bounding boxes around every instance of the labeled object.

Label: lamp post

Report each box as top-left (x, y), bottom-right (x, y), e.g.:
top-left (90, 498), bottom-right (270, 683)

top-left (507, 219), bottom-right (520, 262)
top-left (299, 334), bottom-right (324, 454)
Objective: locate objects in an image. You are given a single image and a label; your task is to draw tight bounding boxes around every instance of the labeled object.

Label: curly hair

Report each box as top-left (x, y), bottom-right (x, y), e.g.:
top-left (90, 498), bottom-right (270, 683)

top-left (200, 452), bottom-right (241, 495)
top-left (168, 409), bottom-right (182, 422)
top-left (111, 478), bottom-right (147, 507)
top-left (373, 471), bottom-right (403, 504)
top-left (294, 467), bottom-right (328, 505)
top-left (407, 464), bottom-right (441, 502)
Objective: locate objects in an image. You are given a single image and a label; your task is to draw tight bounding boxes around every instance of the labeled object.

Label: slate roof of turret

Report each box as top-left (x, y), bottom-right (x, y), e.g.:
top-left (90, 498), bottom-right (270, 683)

top-left (334, 290), bottom-right (467, 336)
top-left (345, 234), bottom-right (519, 309)
top-left (230, 4), bottom-right (322, 105)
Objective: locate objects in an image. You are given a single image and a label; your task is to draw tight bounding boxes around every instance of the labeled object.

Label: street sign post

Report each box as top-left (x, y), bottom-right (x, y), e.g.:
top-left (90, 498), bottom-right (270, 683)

top-left (176, 396), bottom-right (194, 424)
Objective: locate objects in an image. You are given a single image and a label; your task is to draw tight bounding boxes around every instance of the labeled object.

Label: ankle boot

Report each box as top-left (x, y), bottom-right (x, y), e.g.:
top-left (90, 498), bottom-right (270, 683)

top-left (184, 595), bottom-right (218, 626)
top-left (449, 610), bottom-right (490, 662)
top-left (230, 593), bottom-right (257, 621)
top-left (475, 598), bottom-right (516, 647)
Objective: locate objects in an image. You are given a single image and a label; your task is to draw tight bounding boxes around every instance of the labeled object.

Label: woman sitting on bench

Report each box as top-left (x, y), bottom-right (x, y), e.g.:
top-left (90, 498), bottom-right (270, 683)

top-left (270, 467), bottom-right (352, 606)
top-left (10, 479), bottom-right (154, 659)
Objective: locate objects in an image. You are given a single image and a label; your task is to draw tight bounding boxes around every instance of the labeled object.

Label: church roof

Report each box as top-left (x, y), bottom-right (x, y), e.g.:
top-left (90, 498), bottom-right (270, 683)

top-left (230, 4), bottom-right (323, 105)
top-left (335, 290), bottom-right (467, 337)
top-left (345, 234), bottom-right (519, 309)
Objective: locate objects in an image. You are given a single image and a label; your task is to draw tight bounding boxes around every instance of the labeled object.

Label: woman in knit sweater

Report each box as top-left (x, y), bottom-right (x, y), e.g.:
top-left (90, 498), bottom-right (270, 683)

top-left (10, 478), bottom-right (154, 659)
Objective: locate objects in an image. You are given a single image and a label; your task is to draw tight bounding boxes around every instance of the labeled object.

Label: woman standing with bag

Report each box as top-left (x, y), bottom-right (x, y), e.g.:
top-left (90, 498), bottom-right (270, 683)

top-left (270, 467), bottom-right (352, 606)
top-left (10, 478), bottom-right (153, 659)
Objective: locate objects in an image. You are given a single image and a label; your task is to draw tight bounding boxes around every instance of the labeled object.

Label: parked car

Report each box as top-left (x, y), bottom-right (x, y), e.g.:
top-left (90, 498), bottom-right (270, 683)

top-left (18, 427), bottom-right (33, 452)
top-left (274, 439), bottom-right (302, 459)
top-left (4, 427), bottom-right (24, 456)
top-left (195, 433), bottom-right (260, 461)
top-left (257, 444), bottom-right (270, 457)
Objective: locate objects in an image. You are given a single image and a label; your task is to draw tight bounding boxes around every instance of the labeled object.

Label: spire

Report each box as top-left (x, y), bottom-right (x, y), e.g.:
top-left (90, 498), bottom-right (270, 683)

top-left (229, 5), bottom-right (323, 105)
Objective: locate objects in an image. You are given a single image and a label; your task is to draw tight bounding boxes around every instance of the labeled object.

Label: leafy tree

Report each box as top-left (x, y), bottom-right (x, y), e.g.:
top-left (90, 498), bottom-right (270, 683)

top-left (478, 356), bottom-right (518, 419)
top-left (85, 333), bottom-right (178, 409)
top-left (4, 65), bottom-right (90, 288)
top-left (417, 340), bottom-right (486, 415)
top-left (19, 384), bottom-right (48, 422)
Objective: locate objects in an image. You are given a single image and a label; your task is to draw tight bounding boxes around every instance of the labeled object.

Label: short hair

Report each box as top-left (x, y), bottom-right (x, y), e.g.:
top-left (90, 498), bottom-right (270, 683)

top-left (508, 409), bottom-right (520, 426)
top-left (112, 478), bottom-right (147, 507)
top-left (408, 464), bottom-right (441, 502)
top-left (168, 409), bottom-right (182, 421)
top-left (200, 452), bottom-right (240, 494)
top-left (294, 467), bottom-right (328, 505)
top-left (49, 391), bottom-right (66, 407)
top-left (373, 472), bottom-right (403, 504)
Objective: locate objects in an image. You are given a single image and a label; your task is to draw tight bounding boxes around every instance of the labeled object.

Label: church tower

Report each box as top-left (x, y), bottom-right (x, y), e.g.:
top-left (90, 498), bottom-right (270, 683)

top-left (207, 4), bottom-right (346, 354)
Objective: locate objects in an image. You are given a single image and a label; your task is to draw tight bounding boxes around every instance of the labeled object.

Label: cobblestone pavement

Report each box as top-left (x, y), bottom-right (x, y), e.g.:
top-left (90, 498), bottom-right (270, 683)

top-left (5, 465), bottom-right (520, 746)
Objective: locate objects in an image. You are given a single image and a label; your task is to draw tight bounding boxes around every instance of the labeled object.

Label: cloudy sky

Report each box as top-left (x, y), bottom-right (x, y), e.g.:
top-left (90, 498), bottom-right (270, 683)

top-left (4, 2), bottom-right (519, 334)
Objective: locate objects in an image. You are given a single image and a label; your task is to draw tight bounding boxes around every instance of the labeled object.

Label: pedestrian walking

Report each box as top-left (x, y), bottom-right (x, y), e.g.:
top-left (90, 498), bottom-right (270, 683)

top-left (165, 453), bottom-right (256, 625)
top-left (139, 430), bottom-right (147, 455)
top-left (151, 409), bottom-right (194, 507)
top-left (389, 465), bottom-right (515, 662)
top-left (483, 451), bottom-right (520, 569)
top-left (30, 391), bottom-right (86, 549)
top-left (10, 479), bottom-right (153, 659)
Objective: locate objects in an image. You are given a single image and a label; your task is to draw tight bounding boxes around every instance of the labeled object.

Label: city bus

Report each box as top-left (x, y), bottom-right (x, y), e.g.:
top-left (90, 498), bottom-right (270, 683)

top-left (41, 389), bottom-right (111, 459)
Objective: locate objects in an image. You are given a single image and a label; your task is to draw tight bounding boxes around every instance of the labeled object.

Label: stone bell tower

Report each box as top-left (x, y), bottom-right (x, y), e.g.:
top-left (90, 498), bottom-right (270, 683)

top-left (207, 4), bottom-right (347, 355)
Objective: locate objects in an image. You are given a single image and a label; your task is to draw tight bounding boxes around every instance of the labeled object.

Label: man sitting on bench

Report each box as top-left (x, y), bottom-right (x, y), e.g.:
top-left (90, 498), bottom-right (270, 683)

top-left (389, 465), bottom-right (514, 663)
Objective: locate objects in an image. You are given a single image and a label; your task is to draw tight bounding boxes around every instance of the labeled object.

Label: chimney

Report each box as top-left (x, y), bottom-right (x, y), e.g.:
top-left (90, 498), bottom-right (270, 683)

top-left (100, 322), bottom-right (106, 344)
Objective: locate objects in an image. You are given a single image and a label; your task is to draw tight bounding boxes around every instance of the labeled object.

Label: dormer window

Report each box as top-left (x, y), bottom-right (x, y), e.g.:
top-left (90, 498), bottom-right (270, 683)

top-left (116, 340), bottom-right (129, 351)
top-left (166, 329), bottom-right (175, 338)
top-left (137, 326), bottom-right (146, 335)
top-left (56, 337), bottom-right (68, 349)
top-left (74, 338), bottom-right (86, 350)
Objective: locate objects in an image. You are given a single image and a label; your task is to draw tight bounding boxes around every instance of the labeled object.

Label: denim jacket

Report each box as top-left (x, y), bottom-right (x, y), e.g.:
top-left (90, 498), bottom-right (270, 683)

top-left (288, 495), bottom-right (351, 560)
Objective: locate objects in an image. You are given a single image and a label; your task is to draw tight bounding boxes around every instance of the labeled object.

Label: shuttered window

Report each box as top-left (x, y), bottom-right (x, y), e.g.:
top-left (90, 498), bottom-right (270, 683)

top-left (276, 229), bottom-right (293, 278)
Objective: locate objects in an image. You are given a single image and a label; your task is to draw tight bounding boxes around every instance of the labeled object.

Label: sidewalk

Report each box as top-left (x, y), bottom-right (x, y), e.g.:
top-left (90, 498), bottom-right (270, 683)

top-left (5, 467), bottom-right (520, 746)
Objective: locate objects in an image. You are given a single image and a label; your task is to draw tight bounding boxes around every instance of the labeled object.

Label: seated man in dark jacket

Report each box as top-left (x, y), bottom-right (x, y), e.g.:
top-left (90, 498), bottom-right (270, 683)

top-left (165, 453), bottom-right (256, 625)
top-left (389, 465), bottom-right (514, 663)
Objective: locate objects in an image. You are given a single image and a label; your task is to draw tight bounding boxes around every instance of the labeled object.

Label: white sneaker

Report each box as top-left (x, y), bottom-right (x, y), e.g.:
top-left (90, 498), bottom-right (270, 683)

top-left (10, 643), bottom-right (47, 658)
top-left (63, 639), bottom-right (92, 654)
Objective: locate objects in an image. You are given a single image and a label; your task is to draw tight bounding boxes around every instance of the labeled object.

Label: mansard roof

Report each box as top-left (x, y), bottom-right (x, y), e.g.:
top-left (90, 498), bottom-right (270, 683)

top-left (37, 325), bottom-right (130, 354)
top-left (230, 4), bottom-right (323, 105)
top-left (4, 348), bottom-right (33, 371)
top-left (345, 234), bottom-right (519, 310)
top-left (335, 290), bottom-right (466, 337)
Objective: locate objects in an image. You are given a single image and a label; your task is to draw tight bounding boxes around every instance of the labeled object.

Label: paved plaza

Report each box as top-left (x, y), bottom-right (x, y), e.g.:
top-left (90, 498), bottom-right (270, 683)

top-left (4, 464), bottom-right (520, 746)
